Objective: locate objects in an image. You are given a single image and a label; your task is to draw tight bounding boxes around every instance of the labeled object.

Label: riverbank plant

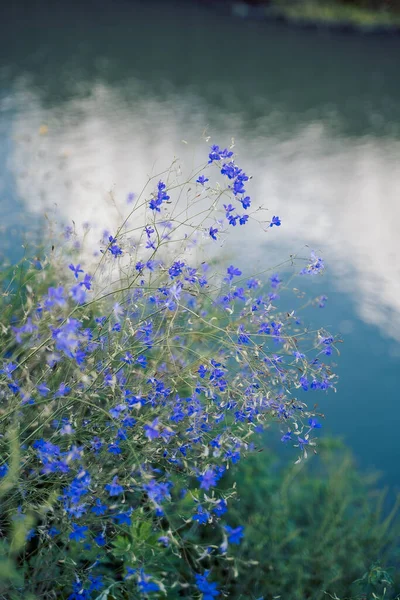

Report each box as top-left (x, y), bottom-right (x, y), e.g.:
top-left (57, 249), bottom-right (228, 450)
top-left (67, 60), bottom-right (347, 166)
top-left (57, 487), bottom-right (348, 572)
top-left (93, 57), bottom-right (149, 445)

top-left (1, 142), bottom-right (340, 599)
top-left (203, 438), bottom-right (400, 599)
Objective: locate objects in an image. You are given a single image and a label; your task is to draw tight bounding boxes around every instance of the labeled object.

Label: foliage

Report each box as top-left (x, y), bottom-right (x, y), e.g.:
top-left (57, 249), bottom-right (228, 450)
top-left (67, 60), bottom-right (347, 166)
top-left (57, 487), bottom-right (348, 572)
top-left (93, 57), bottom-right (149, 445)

top-left (195, 438), bottom-right (400, 599)
top-left (0, 142), bottom-right (340, 599)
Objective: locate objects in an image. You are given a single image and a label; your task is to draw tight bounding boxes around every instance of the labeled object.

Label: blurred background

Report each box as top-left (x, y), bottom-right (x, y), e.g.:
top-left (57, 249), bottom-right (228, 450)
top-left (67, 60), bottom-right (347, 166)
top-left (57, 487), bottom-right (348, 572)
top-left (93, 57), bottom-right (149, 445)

top-left (0, 0), bottom-right (399, 496)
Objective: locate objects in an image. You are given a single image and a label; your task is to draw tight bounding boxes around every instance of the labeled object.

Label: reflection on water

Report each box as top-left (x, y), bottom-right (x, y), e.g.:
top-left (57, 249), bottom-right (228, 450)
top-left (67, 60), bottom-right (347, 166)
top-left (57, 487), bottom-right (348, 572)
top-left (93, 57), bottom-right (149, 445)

top-left (7, 83), bottom-right (400, 342)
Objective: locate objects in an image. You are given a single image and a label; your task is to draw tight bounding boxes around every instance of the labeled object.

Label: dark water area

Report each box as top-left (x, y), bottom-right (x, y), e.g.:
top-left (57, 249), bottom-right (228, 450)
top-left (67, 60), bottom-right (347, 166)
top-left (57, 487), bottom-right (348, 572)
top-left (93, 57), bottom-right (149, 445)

top-left (0, 0), bottom-right (400, 488)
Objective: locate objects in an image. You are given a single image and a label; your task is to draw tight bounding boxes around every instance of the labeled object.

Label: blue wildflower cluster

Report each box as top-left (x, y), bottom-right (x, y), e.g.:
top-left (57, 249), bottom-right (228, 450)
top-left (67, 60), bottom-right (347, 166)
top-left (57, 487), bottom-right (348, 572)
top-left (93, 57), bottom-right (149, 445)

top-left (0, 144), bottom-right (336, 599)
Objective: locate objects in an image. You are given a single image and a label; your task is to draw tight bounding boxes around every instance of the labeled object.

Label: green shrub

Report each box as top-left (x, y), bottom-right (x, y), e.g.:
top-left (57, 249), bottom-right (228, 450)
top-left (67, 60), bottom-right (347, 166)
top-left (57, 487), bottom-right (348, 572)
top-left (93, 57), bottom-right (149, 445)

top-left (196, 438), bottom-right (400, 599)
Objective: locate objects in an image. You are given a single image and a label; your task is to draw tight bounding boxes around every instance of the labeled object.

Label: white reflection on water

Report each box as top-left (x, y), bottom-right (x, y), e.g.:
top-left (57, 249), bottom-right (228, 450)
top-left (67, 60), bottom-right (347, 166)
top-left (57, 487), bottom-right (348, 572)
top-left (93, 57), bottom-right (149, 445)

top-left (7, 84), bottom-right (400, 340)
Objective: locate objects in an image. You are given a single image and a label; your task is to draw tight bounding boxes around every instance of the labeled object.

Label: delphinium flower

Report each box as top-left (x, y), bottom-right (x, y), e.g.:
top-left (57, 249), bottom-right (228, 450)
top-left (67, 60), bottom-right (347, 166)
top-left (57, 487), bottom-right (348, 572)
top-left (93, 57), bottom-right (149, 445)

top-left (224, 525), bottom-right (244, 545)
top-left (269, 215), bottom-right (281, 227)
top-left (0, 142), bottom-right (336, 600)
top-left (196, 174), bottom-right (209, 185)
top-left (300, 251), bottom-right (325, 275)
top-left (195, 571), bottom-right (220, 599)
top-left (69, 263), bottom-right (84, 279)
top-left (149, 181), bottom-right (170, 212)
top-left (105, 476), bottom-right (124, 497)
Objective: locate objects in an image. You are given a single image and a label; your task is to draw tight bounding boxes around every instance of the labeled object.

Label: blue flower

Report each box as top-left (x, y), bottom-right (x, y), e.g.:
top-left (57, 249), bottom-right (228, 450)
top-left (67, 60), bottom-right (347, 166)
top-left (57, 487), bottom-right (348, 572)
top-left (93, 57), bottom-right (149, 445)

top-left (192, 505), bottom-right (209, 524)
top-left (70, 284), bottom-right (86, 304)
top-left (199, 468), bottom-right (218, 491)
top-left (144, 418), bottom-right (160, 441)
top-left (69, 523), bottom-right (88, 542)
top-left (88, 575), bottom-right (104, 592)
top-left (105, 476), bottom-right (124, 497)
top-left (68, 580), bottom-right (90, 600)
top-left (196, 174), bottom-right (209, 185)
top-left (240, 196), bottom-right (251, 209)
top-left (80, 274), bottom-right (92, 290)
top-left (308, 418), bottom-right (322, 429)
top-left (198, 365), bottom-right (208, 379)
top-left (114, 508), bottom-right (133, 526)
top-left (226, 265), bottom-right (242, 281)
top-left (300, 251), bottom-right (325, 276)
top-left (168, 261), bottom-right (185, 279)
top-left (269, 215), bottom-right (281, 227)
top-left (69, 264), bottom-right (84, 279)
top-left (195, 571), bottom-right (219, 599)
top-left (158, 535), bottom-right (170, 546)
top-left (94, 533), bottom-right (106, 546)
top-left (224, 525), bottom-right (244, 545)
top-left (0, 362), bottom-right (17, 379)
top-left (137, 570), bottom-right (160, 594)
top-left (299, 376), bottom-right (309, 391)
top-left (149, 181), bottom-right (170, 212)
top-left (208, 145), bottom-right (233, 164)
top-left (209, 226), bottom-right (218, 240)
top-left (136, 355), bottom-right (147, 368)
top-left (43, 286), bottom-right (66, 309)
top-left (55, 382), bottom-right (71, 398)
top-left (91, 499), bottom-right (108, 516)
top-left (212, 499), bottom-right (227, 516)
top-left (270, 273), bottom-right (281, 289)
top-left (107, 236), bottom-right (123, 257)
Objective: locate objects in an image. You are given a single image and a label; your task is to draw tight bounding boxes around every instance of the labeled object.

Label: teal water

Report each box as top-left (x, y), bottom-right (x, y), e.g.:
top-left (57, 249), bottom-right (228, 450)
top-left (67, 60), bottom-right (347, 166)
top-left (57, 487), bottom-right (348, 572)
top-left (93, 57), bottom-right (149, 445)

top-left (1, 0), bottom-right (400, 487)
